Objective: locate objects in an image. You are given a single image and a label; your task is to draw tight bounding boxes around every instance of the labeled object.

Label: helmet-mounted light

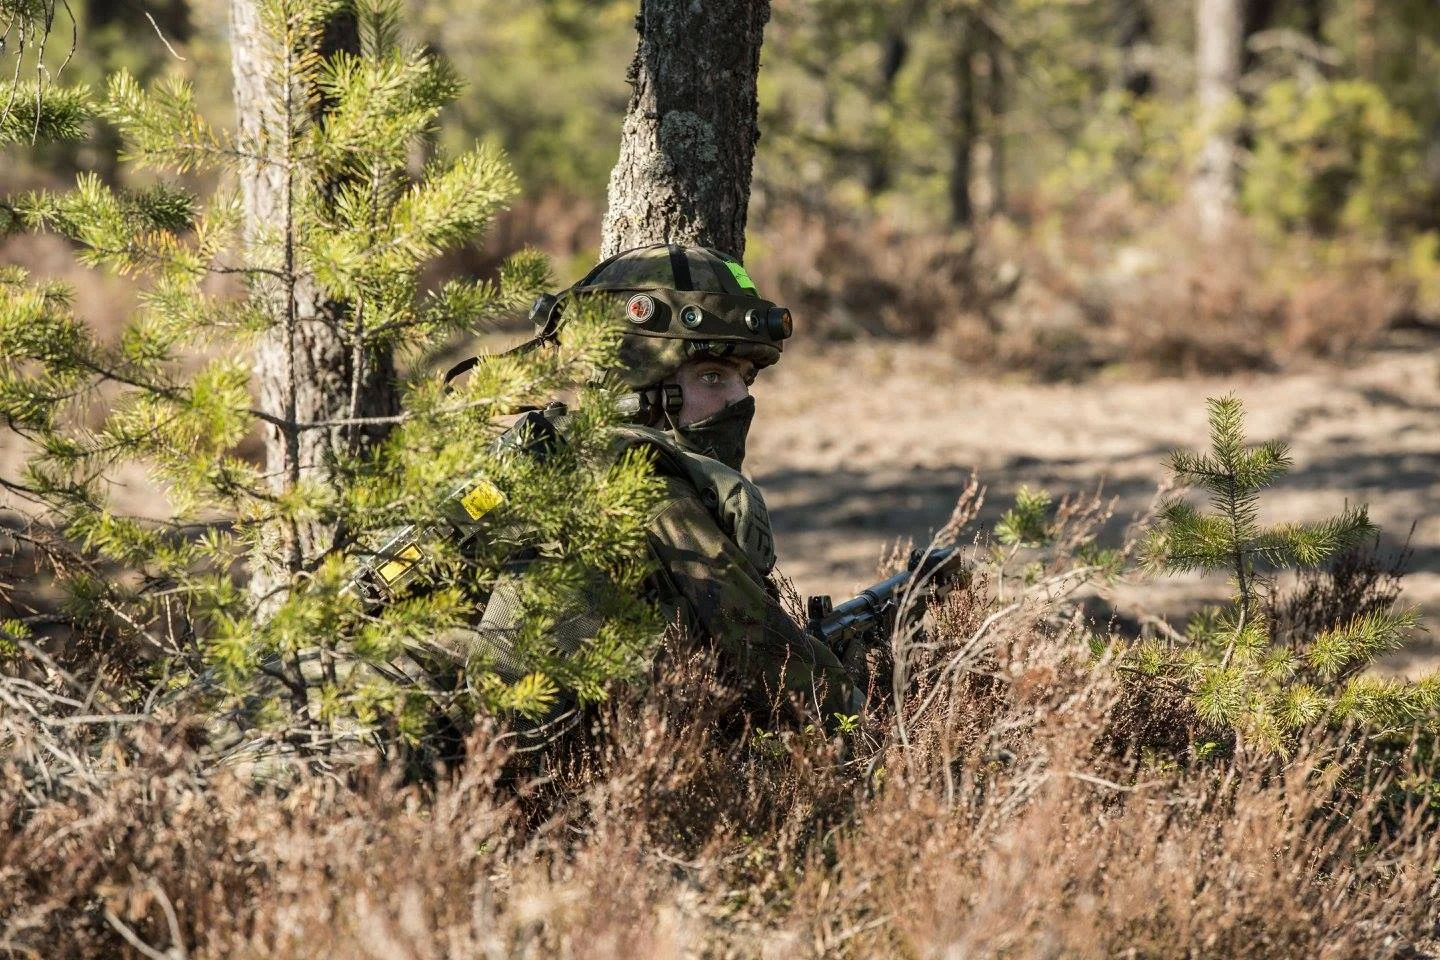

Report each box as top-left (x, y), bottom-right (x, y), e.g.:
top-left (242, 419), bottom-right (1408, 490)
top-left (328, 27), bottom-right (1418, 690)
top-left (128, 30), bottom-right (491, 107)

top-left (745, 306), bottom-right (793, 341)
top-left (679, 304), bottom-right (705, 329)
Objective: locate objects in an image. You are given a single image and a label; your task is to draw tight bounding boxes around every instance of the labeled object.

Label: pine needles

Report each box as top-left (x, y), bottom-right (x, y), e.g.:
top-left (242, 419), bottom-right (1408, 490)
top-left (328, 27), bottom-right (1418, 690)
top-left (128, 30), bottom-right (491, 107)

top-left (0, 0), bottom-right (82, 147)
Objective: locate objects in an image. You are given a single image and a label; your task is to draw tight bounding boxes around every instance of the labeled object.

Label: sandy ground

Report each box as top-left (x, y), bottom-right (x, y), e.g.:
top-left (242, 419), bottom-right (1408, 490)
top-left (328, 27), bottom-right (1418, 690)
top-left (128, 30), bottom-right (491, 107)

top-left (748, 330), bottom-right (1440, 674)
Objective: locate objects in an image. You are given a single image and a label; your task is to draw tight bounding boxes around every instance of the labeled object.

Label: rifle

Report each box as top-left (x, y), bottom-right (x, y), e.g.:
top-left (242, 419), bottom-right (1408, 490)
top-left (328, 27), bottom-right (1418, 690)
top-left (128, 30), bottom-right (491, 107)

top-left (806, 546), bottom-right (966, 666)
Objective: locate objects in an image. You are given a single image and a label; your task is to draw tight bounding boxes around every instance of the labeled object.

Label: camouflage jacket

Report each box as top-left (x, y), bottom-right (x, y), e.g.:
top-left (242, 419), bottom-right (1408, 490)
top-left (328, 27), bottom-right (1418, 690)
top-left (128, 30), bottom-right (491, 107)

top-left (453, 424), bottom-right (854, 718)
top-left (617, 426), bottom-right (854, 717)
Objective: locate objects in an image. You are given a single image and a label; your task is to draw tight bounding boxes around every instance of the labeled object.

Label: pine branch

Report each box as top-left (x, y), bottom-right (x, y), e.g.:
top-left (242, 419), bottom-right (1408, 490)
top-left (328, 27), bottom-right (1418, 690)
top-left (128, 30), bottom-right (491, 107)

top-left (1206, 393), bottom-right (1248, 470)
top-left (1306, 607), bottom-right (1419, 680)
top-left (0, 81), bottom-right (89, 145)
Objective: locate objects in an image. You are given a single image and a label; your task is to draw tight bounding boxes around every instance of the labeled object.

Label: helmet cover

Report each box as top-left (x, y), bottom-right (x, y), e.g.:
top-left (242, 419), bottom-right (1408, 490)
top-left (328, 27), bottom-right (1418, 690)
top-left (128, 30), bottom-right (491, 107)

top-left (560, 245), bottom-right (791, 390)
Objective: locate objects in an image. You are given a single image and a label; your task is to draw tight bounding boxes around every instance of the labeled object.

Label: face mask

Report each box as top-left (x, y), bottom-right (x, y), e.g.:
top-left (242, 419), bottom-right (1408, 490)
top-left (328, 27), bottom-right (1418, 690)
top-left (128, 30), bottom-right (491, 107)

top-left (673, 395), bottom-right (755, 471)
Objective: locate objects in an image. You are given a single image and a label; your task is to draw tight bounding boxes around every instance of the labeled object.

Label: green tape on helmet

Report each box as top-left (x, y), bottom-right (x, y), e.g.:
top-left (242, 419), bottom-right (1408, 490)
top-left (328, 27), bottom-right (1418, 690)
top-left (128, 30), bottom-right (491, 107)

top-left (723, 259), bottom-right (758, 293)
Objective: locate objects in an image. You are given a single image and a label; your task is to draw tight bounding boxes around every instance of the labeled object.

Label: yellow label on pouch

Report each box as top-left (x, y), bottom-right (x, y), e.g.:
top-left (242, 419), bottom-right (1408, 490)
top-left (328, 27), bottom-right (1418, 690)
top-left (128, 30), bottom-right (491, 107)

top-left (460, 479), bottom-right (506, 520)
top-left (377, 544), bottom-right (423, 585)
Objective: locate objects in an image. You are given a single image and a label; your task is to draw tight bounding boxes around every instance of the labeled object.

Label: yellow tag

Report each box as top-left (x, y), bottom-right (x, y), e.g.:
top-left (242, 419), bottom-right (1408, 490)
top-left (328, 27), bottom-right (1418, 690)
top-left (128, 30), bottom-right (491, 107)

top-left (460, 479), bottom-right (505, 520)
top-left (377, 544), bottom-right (422, 585)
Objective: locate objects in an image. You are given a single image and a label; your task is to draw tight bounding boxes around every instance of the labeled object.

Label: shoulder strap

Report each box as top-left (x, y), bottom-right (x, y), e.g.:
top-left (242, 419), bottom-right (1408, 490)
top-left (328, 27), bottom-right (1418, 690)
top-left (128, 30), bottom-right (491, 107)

top-left (443, 292), bottom-right (566, 390)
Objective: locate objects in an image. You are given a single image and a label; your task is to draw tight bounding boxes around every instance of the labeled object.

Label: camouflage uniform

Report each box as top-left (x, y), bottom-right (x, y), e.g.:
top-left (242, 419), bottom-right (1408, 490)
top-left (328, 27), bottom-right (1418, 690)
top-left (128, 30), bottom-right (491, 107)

top-left (618, 424), bottom-right (853, 717)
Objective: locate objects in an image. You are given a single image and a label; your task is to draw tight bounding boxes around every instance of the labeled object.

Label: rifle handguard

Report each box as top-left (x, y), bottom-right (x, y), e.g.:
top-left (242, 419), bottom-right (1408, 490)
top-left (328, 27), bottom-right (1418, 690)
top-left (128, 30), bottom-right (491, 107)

top-left (806, 546), bottom-right (965, 651)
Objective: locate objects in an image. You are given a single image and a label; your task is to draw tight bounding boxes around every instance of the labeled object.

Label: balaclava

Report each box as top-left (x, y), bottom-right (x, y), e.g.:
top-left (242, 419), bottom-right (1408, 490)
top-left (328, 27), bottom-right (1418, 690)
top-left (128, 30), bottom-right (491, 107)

top-left (671, 395), bottom-right (755, 471)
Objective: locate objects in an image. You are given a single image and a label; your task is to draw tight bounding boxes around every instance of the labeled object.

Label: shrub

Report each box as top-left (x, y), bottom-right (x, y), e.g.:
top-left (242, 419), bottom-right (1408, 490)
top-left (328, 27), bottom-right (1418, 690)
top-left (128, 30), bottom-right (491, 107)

top-left (1045, 88), bottom-right (1194, 210)
top-left (1245, 79), bottom-right (1425, 239)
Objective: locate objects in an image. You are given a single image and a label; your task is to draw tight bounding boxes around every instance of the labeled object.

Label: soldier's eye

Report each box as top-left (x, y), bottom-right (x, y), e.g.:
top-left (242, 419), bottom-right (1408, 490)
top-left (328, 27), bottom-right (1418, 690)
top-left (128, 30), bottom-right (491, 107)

top-left (700, 371), bottom-right (722, 385)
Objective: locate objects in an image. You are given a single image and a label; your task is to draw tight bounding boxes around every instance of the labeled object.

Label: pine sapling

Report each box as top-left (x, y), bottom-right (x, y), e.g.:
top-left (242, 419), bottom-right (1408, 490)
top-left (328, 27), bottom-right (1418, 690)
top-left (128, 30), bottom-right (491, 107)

top-left (0, 0), bottom-right (665, 762)
top-left (1139, 394), bottom-right (1427, 751)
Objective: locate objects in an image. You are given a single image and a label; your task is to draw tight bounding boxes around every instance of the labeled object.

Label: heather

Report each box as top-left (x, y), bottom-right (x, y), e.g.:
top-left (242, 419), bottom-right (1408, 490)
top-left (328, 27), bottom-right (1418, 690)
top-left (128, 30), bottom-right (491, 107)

top-left (3, 426), bottom-right (1438, 957)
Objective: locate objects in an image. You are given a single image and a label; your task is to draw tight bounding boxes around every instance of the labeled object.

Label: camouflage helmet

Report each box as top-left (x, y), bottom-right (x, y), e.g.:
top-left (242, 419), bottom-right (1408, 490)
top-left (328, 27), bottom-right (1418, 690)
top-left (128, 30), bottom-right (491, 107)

top-left (536, 244), bottom-right (793, 390)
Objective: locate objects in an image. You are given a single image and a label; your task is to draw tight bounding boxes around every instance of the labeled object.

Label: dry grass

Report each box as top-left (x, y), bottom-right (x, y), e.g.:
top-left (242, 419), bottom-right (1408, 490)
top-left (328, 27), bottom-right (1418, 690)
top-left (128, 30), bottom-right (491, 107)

top-left (3, 491), bottom-right (1436, 959)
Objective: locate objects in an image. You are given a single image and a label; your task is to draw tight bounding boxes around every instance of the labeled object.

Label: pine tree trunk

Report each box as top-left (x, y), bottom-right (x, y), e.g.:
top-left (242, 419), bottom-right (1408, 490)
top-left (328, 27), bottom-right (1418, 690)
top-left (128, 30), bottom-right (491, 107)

top-left (230, 0), bottom-right (398, 605)
top-left (1299, 0), bottom-right (1324, 43)
top-left (983, 36), bottom-right (1006, 218)
top-left (864, 31), bottom-right (910, 198)
top-left (1242, 0), bottom-right (1280, 71)
top-left (1192, 0), bottom-right (1244, 241)
top-left (600, 0), bottom-right (771, 260)
top-left (1354, 0), bottom-right (1375, 78)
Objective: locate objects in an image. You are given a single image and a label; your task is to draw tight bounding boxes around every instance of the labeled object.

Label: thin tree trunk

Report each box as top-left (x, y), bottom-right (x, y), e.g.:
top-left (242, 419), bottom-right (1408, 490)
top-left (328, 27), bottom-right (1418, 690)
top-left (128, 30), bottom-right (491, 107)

top-left (1354, 0), bottom-right (1374, 79)
top-left (984, 34), bottom-right (1006, 218)
top-left (864, 31), bottom-right (910, 198)
top-left (1299, 0), bottom-right (1325, 43)
top-left (1114, 0), bottom-right (1153, 97)
top-left (1192, 0), bottom-right (1244, 241)
top-left (949, 15), bottom-right (977, 228)
top-left (230, 0), bottom-right (398, 605)
top-left (601, 0), bottom-right (771, 260)
top-left (1242, 0), bottom-right (1281, 71)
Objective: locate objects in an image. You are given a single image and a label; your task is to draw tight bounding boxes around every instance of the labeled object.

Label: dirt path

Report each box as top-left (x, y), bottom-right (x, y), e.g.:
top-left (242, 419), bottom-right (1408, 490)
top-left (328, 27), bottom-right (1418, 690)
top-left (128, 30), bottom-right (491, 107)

top-left (748, 331), bottom-right (1440, 674)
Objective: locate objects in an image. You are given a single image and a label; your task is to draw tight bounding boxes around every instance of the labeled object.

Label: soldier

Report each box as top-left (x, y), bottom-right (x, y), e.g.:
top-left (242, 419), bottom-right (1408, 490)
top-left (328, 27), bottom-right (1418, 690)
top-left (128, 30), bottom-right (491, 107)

top-left (442, 244), bottom-right (858, 725)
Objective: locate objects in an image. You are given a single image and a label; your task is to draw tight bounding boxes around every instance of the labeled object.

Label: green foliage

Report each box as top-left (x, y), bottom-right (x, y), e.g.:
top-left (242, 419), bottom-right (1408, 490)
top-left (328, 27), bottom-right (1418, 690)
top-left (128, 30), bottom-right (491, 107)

top-left (0, 0), bottom-right (84, 146)
top-left (987, 484), bottom-right (1057, 601)
top-left (1139, 394), bottom-right (1428, 753)
top-left (409, 0), bottom-right (636, 197)
top-left (0, 0), bottom-right (662, 760)
top-left (1244, 79), bottom-right (1424, 238)
top-left (0, 617), bottom-right (26, 660)
top-left (986, 482), bottom-right (1128, 600)
top-left (1046, 89), bottom-right (1194, 208)
top-left (995, 485), bottom-right (1052, 547)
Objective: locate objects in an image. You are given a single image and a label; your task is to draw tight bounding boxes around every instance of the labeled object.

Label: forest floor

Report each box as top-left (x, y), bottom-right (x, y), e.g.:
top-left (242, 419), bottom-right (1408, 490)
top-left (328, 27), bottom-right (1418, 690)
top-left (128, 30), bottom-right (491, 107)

top-left (749, 327), bottom-right (1440, 675)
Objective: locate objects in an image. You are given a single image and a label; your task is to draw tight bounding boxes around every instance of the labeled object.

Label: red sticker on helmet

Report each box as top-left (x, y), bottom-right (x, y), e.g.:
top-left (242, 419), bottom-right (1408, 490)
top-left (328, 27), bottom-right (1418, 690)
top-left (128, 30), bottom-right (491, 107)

top-left (626, 294), bottom-right (656, 323)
